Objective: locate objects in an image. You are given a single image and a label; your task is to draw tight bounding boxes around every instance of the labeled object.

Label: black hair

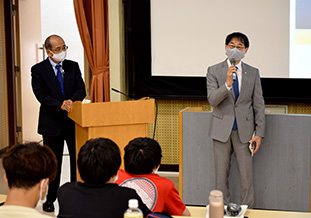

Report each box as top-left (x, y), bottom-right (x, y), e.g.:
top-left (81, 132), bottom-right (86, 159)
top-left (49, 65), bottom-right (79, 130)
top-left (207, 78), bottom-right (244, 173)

top-left (2, 142), bottom-right (57, 189)
top-left (78, 138), bottom-right (121, 184)
top-left (225, 32), bottom-right (249, 48)
top-left (124, 137), bottom-right (162, 175)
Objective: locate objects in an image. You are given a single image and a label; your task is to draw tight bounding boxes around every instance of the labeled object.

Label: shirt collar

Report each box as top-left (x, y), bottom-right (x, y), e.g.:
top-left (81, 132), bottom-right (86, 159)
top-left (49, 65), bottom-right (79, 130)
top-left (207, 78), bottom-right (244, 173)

top-left (227, 59), bottom-right (242, 69)
top-left (48, 57), bottom-right (63, 68)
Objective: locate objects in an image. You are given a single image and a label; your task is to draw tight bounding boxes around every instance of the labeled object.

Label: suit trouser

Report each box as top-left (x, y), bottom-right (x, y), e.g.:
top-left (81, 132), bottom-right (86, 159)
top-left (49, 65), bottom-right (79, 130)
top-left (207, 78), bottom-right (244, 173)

top-left (43, 119), bottom-right (77, 203)
top-left (213, 130), bottom-right (254, 208)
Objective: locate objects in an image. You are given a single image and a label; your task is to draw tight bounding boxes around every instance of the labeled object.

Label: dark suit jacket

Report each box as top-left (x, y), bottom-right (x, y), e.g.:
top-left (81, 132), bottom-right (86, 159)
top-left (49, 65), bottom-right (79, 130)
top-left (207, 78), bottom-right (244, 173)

top-left (31, 58), bottom-right (86, 137)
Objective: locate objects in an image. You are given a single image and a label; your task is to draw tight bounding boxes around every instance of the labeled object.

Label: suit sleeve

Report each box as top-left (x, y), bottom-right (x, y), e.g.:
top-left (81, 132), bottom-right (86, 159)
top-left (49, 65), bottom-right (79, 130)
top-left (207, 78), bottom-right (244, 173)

top-left (252, 70), bottom-right (265, 138)
top-left (68, 62), bottom-right (86, 101)
top-left (206, 66), bottom-right (231, 107)
top-left (31, 65), bottom-right (63, 113)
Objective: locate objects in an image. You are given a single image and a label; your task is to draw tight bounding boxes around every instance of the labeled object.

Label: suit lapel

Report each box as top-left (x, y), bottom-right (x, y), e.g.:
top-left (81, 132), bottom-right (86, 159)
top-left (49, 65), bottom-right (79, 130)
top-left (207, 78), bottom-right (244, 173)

top-left (237, 62), bottom-right (249, 103)
top-left (62, 60), bottom-right (71, 96)
top-left (43, 58), bottom-right (64, 98)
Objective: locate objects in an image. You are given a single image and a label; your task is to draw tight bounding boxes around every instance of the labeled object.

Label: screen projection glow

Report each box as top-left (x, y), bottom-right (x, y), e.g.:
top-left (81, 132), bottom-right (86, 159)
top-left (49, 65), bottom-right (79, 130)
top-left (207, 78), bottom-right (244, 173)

top-left (151, 0), bottom-right (309, 78)
top-left (290, 0), bottom-right (311, 78)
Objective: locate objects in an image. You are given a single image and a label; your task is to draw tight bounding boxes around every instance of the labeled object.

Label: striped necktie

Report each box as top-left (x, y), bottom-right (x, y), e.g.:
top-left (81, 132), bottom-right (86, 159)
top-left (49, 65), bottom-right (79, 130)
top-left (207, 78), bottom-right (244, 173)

top-left (55, 65), bottom-right (64, 95)
top-left (232, 66), bottom-right (239, 101)
top-left (232, 66), bottom-right (239, 130)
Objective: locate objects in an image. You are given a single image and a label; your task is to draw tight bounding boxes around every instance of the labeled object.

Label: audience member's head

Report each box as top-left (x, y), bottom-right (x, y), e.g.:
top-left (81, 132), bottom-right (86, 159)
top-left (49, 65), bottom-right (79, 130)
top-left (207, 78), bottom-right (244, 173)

top-left (1, 142), bottom-right (57, 207)
top-left (78, 138), bottom-right (121, 184)
top-left (124, 137), bottom-right (162, 175)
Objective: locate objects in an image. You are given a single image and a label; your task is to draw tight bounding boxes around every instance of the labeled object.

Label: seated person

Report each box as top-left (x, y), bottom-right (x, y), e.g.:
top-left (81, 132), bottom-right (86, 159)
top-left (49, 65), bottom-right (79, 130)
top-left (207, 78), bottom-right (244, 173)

top-left (0, 142), bottom-right (57, 218)
top-left (57, 138), bottom-right (151, 218)
top-left (115, 137), bottom-right (191, 216)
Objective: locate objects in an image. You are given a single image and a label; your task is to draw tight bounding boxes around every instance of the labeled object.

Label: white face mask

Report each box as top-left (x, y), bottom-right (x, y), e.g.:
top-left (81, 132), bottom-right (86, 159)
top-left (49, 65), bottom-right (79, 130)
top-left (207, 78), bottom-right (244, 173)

top-left (112, 174), bottom-right (118, 183)
top-left (50, 50), bottom-right (67, 62)
top-left (225, 48), bottom-right (245, 62)
top-left (153, 165), bottom-right (160, 174)
top-left (35, 179), bottom-right (48, 208)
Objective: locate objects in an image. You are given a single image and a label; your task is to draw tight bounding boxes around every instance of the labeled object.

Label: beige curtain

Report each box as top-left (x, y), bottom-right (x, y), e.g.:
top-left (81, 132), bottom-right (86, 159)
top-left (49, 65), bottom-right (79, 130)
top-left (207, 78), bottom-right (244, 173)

top-left (73, 0), bottom-right (110, 102)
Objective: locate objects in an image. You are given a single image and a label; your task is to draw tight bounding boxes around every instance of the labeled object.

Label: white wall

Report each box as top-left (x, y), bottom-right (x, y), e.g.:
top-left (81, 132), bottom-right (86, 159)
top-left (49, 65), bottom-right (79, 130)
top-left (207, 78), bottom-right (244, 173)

top-left (41, 0), bottom-right (84, 77)
top-left (19, 0), bottom-right (42, 142)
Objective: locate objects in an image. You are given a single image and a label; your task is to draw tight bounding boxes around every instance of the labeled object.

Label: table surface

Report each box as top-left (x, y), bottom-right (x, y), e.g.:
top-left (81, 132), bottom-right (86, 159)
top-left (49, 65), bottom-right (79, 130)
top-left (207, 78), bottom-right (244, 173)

top-left (1, 196), bottom-right (310, 217)
top-left (173, 206), bottom-right (311, 218)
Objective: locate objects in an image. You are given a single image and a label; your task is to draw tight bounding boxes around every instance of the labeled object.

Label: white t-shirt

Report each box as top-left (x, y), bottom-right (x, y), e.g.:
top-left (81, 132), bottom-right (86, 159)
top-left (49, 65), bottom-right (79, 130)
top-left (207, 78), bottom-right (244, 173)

top-left (0, 205), bottom-right (51, 218)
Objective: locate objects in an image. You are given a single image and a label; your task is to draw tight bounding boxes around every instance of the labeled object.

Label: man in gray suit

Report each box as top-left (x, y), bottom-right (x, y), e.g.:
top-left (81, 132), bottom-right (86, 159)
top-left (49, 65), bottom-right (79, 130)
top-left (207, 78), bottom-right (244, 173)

top-left (206, 32), bottom-right (265, 208)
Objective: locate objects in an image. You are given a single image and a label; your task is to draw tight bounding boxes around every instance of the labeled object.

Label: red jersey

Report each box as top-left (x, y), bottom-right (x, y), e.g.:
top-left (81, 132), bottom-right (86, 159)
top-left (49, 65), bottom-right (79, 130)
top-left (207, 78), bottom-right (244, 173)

top-left (115, 169), bottom-right (186, 216)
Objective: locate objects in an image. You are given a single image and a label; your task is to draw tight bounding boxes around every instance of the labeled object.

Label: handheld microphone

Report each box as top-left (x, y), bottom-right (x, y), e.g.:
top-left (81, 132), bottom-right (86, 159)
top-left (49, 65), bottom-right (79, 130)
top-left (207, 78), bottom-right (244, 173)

top-left (230, 58), bottom-right (237, 81)
top-left (111, 88), bottom-right (133, 100)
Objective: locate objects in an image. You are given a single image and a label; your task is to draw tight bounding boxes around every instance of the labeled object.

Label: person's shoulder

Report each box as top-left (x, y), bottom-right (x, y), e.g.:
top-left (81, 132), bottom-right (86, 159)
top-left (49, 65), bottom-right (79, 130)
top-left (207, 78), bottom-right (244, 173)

top-left (209, 60), bottom-right (227, 69)
top-left (58, 182), bottom-right (77, 193)
top-left (207, 60), bottom-right (227, 74)
top-left (144, 173), bottom-right (175, 187)
top-left (0, 205), bottom-right (50, 218)
top-left (34, 211), bottom-right (52, 218)
top-left (116, 184), bottom-right (143, 196)
top-left (62, 60), bottom-right (80, 72)
top-left (31, 58), bottom-right (49, 71)
top-left (59, 181), bottom-right (74, 188)
top-left (242, 62), bottom-right (258, 71)
top-left (156, 174), bottom-right (175, 187)
top-left (116, 184), bottom-right (136, 192)
top-left (116, 169), bottom-right (131, 184)
top-left (118, 169), bottom-right (128, 176)
top-left (28, 208), bottom-right (51, 218)
top-left (63, 59), bottom-right (78, 66)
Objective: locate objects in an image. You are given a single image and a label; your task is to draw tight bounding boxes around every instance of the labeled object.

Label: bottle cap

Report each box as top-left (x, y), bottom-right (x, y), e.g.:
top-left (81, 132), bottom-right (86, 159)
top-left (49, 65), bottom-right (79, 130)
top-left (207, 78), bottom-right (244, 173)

top-left (209, 190), bottom-right (223, 203)
top-left (128, 199), bottom-right (139, 208)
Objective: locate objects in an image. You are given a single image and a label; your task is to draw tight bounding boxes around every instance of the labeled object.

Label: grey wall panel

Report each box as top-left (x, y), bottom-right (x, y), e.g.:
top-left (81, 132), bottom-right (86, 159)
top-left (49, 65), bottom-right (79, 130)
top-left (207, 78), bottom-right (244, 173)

top-left (182, 112), bottom-right (311, 211)
top-left (182, 112), bottom-right (214, 205)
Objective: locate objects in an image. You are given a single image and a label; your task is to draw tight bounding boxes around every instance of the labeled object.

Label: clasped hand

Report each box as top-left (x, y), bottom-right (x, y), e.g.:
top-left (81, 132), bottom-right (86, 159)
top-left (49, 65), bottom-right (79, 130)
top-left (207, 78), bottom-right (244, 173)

top-left (61, 100), bottom-right (73, 112)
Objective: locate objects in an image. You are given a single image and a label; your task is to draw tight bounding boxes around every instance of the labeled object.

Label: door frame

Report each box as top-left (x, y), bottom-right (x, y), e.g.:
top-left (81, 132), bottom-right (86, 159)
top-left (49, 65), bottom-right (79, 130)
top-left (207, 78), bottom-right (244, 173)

top-left (4, 0), bottom-right (18, 145)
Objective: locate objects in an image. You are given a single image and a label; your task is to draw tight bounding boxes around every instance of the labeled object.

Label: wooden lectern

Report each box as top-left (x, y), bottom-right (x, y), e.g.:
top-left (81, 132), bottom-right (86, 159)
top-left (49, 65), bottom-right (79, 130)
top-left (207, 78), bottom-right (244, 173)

top-left (68, 98), bottom-right (155, 180)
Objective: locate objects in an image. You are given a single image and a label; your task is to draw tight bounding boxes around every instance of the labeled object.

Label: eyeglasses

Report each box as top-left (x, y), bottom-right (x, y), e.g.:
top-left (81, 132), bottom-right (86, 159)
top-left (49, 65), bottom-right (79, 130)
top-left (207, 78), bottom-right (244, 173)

top-left (50, 45), bottom-right (68, 52)
top-left (228, 44), bottom-right (245, 50)
top-left (228, 44), bottom-right (245, 51)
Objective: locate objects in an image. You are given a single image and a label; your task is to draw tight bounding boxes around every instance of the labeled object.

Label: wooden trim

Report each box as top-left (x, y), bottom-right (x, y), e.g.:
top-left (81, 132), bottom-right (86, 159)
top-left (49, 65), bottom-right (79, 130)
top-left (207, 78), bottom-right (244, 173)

top-left (69, 99), bottom-right (155, 127)
top-left (4, 0), bottom-right (17, 145)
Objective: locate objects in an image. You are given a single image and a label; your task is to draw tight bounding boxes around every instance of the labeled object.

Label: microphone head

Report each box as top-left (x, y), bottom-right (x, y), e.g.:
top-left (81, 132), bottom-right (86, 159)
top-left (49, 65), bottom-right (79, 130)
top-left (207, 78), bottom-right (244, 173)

top-left (230, 58), bottom-right (236, 66)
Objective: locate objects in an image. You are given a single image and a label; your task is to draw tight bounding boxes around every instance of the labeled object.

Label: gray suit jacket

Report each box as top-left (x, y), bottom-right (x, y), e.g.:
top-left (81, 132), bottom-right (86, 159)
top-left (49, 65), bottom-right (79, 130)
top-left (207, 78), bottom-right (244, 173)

top-left (206, 60), bottom-right (265, 143)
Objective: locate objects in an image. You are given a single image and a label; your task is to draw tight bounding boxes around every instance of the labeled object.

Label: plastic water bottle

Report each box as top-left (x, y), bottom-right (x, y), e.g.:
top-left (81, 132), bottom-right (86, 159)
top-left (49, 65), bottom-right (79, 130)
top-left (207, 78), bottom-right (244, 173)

top-left (124, 199), bottom-right (143, 218)
top-left (209, 190), bottom-right (224, 218)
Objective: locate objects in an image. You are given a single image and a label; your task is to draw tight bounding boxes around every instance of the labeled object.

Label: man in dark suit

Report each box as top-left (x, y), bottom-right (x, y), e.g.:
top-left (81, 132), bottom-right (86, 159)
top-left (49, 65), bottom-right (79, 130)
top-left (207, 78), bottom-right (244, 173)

top-left (206, 32), bottom-right (265, 208)
top-left (31, 34), bottom-right (86, 212)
